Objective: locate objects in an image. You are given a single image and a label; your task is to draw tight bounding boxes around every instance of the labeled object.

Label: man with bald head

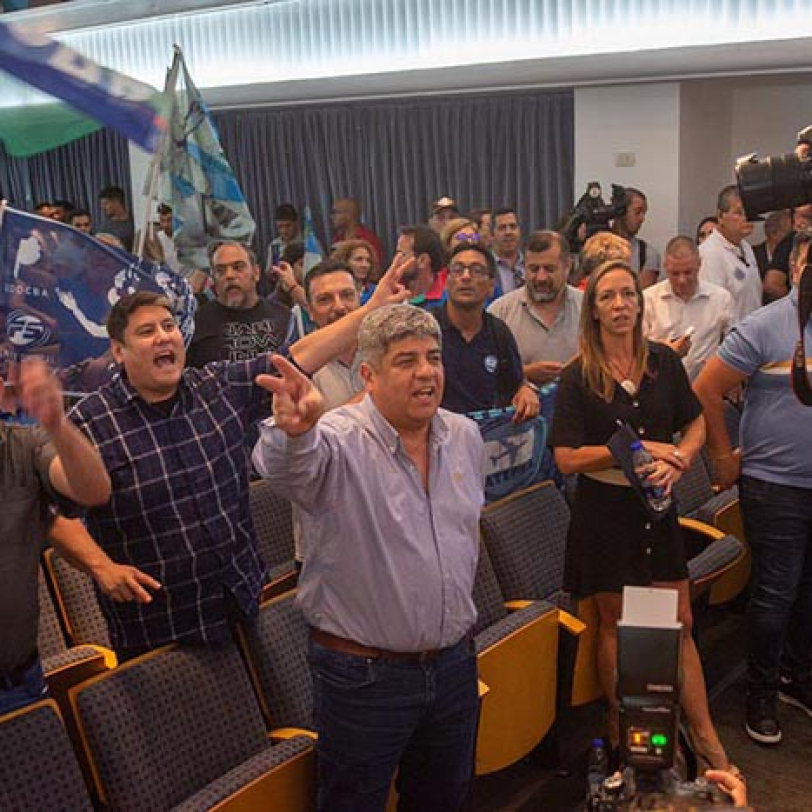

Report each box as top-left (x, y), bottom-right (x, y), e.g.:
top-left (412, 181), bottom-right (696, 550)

top-left (330, 196), bottom-right (383, 265)
top-left (643, 236), bottom-right (734, 380)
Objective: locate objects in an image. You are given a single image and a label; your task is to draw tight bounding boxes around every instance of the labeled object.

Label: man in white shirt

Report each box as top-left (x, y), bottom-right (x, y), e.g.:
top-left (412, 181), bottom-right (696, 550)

top-left (643, 236), bottom-right (734, 380)
top-left (699, 185), bottom-right (762, 324)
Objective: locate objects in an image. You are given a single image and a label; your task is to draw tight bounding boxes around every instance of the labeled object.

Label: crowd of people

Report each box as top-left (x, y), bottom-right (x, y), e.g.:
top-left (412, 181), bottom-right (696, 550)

top-left (7, 129), bottom-right (812, 809)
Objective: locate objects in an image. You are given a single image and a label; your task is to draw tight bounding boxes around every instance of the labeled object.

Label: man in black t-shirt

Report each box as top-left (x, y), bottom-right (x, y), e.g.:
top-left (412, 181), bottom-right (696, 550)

top-left (186, 241), bottom-right (292, 368)
top-left (433, 242), bottom-right (538, 421)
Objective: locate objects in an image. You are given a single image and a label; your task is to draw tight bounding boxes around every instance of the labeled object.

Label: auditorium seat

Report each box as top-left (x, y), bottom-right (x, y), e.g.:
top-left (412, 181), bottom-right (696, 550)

top-left (69, 643), bottom-right (315, 812)
top-left (480, 481), bottom-right (744, 708)
top-left (673, 453), bottom-right (749, 604)
top-left (472, 542), bottom-right (581, 775)
top-left (0, 699), bottom-right (94, 811)
top-left (680, 518), bottom-right (746, 603)
top-left (480, 481), bottom-right (601, 707)
top-left (43, 548), bottom-right (116, 663)
top-left (249, 480), bottom-right (299, 600)
top-left (37, 569), bottom-right (111, 712)
top-left (238, 590), bottom-right (315, 738)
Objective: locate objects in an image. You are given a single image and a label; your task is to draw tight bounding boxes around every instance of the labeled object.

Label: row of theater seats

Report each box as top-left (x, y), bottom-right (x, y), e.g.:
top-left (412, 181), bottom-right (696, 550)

top-left (2, 455), bottom-right (747, 811)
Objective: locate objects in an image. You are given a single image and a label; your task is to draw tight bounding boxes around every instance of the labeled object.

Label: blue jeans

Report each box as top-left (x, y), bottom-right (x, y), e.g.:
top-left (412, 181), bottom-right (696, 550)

top-left (740, 475), bottom-right (812, 696)
top-left (0, 656), bottom-right (48, 716)
top-left (309, 635), bottom-right (479, 812)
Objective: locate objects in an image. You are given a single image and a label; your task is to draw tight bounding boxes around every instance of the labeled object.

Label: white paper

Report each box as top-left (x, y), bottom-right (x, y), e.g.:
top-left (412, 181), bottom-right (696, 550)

top-left (619, 585), bottom-right (680, 629)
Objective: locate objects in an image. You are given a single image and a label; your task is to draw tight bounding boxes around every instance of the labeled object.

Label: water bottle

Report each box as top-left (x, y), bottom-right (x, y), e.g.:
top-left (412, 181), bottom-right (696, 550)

top-left (630, 439), bottom-right (672, 513)
top-left (587, 737), bottom-right (608, 800)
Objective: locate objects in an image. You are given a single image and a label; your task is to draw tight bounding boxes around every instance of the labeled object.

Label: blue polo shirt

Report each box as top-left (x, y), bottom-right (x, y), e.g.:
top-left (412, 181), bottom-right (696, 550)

top-left (432, 304), bottom-right (524, 414)
top-left (717, 288), bottom-right (812, 487)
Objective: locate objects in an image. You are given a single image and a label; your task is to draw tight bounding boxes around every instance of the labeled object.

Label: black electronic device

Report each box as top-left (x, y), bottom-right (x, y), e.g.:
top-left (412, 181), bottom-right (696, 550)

top-left (559, 182), bottom-right (627, 253)
top-left (735, 151), bottom-right (812, 220)
top-left (586, 589), bottom-right (744, 811)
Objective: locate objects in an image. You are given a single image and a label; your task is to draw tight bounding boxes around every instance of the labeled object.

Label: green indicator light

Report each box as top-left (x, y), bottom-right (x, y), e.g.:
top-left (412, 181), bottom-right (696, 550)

top-left (651, 734), bottom-right (668, 747)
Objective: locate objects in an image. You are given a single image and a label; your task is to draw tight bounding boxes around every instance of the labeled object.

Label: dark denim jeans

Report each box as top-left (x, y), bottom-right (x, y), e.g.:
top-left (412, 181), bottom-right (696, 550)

top-left (0, 656), bottom-right (47, 716)
top-left (740, 475), bottom-right (812, 696)
top-left (308, 635), bottom-right (479, 812)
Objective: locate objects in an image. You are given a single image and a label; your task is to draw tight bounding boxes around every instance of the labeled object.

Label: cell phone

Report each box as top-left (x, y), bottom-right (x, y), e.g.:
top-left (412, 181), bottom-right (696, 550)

top-left (672, 325), bottom-right (696, 341)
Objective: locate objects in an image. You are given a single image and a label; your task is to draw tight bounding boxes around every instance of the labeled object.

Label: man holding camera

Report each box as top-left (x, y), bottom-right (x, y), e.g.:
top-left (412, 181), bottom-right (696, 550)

top-left (694, 230), bottom-right (812, 746)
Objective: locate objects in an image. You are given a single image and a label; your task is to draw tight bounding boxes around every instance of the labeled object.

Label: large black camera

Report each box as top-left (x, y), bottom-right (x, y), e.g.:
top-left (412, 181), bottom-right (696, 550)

top-left (735, 126), bottom-right (812, 219)
top-left (735, 151), bottom-right (812, 220)
top-left (735, 128), bottom-right (812, 408)
top-left (560, 182), bottom-right (627, 253)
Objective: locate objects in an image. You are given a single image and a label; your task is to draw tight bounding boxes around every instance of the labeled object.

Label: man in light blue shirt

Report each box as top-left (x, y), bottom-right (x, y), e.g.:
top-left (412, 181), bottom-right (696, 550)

top-left (695, 230), bottom-right (812, 748)
top-left (253, 304), bottom-right (483, 811)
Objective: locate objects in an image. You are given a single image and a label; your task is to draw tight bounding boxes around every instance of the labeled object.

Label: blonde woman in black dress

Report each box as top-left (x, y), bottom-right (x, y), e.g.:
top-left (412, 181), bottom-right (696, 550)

top-left (550, 260), bottom-right (731, 771)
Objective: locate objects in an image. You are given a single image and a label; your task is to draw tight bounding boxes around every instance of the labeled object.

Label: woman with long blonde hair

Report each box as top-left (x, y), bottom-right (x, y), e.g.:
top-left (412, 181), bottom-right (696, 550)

top-left (550, 260), bottom-right (734, 774)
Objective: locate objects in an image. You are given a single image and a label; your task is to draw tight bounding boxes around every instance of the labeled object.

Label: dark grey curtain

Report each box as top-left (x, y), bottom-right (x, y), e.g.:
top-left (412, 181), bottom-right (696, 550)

top-left (213, 89), bottom-right (574, 265)
top-left (0, 127), bottom-right (130, 223)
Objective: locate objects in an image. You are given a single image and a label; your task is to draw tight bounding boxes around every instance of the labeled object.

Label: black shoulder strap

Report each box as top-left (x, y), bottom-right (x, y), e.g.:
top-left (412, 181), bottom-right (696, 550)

top-left (639, 238), bottom-right (647, 270)
top-left (792, 265), bottom-right (812, 405)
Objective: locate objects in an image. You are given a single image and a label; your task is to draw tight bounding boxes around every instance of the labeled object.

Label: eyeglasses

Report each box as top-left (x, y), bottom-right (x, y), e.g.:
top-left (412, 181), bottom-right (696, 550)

top-left (448, 262), bottom-right (491, 279)
top-left (454, 232), bottom-right (481, 244)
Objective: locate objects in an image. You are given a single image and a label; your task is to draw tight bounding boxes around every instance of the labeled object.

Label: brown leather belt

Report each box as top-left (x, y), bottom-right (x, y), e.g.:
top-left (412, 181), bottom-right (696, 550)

top-left (310, 628), bottom-right (446, 663)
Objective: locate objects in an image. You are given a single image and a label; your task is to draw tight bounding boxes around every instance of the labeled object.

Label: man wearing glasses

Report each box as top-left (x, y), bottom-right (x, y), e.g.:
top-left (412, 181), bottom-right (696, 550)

top-left (432, 242), bottom-right (539, 420)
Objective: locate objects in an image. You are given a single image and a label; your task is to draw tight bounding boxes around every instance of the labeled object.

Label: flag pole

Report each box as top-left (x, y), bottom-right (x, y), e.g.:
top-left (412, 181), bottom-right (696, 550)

top-left (135, 46), bottom-right (182, 260)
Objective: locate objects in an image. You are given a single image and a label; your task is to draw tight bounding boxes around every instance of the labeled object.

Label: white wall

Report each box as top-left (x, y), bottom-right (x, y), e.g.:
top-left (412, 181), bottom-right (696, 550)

top-left (575, 76), bottom-right (812, 252)
top-left (731, 79), bottom-right (812, 165)
top-left (678, 81), bottom-right (733, 238)
top-left (574, 83), bottom-right (680, 257)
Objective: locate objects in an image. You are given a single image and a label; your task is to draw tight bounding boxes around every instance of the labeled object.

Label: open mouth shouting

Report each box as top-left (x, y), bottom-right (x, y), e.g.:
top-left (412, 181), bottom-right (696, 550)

top-left (154, 349), bottom-right (177, 370)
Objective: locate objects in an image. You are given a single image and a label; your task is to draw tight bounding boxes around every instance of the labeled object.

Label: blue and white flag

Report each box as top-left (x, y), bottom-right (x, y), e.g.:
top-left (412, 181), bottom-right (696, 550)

top-left (469, 384), bottom-right (560, 502)
top-left (0, 205), bottom-right (195, 395)
top-left (159, 49), bottom-right (255, 272)
top-left (302, 205), bottom-right (324, 276)
top-left (0, 21), bottom-right (165, 156)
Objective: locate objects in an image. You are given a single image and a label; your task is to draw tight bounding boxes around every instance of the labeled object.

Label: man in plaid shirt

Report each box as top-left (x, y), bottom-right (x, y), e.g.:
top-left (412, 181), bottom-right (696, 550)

top-left (70, 258), bottom-right (409, 659)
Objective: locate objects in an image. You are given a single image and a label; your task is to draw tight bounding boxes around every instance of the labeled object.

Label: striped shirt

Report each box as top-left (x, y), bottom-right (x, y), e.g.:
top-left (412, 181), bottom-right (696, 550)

top-left (70, 359), bottom-right (272, 650)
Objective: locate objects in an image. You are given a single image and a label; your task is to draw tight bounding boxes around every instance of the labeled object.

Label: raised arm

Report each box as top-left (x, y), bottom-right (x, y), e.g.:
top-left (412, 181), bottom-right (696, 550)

top-left (255, 354), bottom-right (326, 438)
top-left (16, 359), bottom-right (111, 506)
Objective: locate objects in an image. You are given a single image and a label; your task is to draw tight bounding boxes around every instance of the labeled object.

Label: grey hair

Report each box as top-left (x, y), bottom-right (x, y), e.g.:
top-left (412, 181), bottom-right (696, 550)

top-left (358, 304), bottom-right (442, 368)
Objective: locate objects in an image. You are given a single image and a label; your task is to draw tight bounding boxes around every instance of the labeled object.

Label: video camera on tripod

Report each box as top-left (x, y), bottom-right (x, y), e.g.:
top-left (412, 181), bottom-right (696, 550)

top-left (586, 587), bottom-right (743, 811)
top-left (559, 182), bottom-right (627, 254)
